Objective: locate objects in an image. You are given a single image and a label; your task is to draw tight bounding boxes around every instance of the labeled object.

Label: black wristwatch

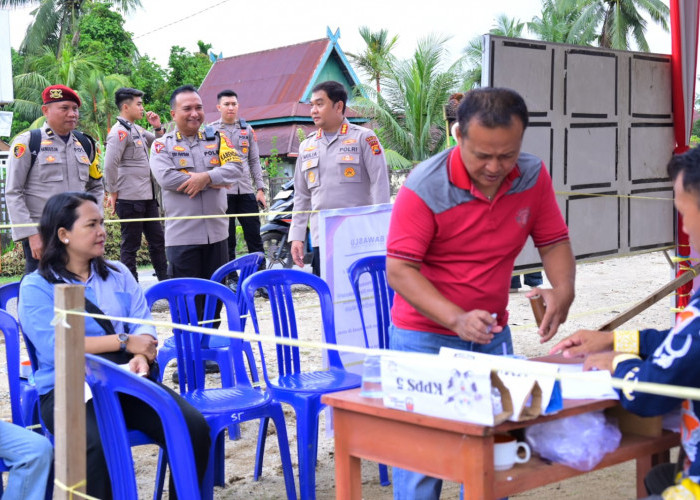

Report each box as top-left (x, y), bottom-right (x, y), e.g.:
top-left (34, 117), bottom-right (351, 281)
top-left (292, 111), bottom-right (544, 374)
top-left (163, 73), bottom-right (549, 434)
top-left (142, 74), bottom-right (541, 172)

top-left (154, 125), bottom-right (163, 132)
top-left (117, 333), bottom-right (129, 351)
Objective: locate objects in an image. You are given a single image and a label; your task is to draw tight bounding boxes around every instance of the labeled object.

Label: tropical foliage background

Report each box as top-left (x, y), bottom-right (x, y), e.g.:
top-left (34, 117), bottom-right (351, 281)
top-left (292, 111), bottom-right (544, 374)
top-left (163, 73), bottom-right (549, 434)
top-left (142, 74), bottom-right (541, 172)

top-left (1, 0), bottom-right (673, 159)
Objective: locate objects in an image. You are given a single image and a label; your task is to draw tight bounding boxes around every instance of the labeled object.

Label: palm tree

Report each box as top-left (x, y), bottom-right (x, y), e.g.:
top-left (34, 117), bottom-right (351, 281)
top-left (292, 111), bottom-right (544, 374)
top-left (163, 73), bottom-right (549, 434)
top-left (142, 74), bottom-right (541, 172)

top-left (354, 35), bottom-right (462, 162)
top-left (569, 0), bottom-right (669, 50)
top-left (462, 14), bottom-right (525, 90)
top-left (528, 0), bottom-right (597, 44)
top-left (0, 0), bottom-right (142, 56)
top-left (346, 27), bottom-right (399, 93)
top-left (79, 70), bottom-right (129, 140)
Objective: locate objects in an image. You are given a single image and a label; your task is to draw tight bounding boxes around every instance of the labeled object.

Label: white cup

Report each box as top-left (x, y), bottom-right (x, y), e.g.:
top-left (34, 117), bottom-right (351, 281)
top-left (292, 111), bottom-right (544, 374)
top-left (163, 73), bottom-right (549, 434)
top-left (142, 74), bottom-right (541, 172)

top-left (494, 434), bottom-right (531, 471)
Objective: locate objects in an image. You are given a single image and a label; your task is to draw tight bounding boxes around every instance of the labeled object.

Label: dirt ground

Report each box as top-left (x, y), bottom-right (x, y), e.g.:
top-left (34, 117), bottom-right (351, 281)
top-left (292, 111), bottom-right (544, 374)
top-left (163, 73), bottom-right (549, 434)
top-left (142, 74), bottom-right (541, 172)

top-left (1, 251), bottom-right (680, 499)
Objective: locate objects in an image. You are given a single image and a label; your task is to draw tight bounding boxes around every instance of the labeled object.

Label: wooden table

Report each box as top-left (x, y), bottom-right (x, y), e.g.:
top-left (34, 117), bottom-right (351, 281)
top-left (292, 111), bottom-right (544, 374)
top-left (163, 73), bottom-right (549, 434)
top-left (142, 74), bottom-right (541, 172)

top-left (323, 389), bottom-right (680, 499)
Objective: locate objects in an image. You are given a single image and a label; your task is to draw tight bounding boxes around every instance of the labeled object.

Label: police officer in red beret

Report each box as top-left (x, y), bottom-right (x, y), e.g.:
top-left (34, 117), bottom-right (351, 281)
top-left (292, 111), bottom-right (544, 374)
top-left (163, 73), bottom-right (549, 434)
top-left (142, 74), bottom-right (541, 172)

top-left (5, 84), bottom-right (104, 273)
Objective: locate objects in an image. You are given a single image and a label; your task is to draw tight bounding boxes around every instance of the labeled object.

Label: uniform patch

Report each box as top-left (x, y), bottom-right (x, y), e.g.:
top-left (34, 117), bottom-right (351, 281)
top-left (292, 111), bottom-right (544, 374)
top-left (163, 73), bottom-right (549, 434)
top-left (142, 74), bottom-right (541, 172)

top-left (179, 159), bottom-right (187, 167)
top-left (80, 156), bottom-right (89, 163)
top-left (340, 123), bottom-right (349, 135)
top-left (173, 145), bottom-right (186, 152)
top-left (46, 156), bottom-right (56, 163)
top-left (308, 171), bottom-right (316, 183)
top-left (316, 129), bottom-right (323, 139)
top-left (205, 144), bottom-right (217, 149)
top-left (343, 139), bottom-right (357, 144)
top-left (344, 167), bottom-right (356, 178)
top-left (154, 142), bottom-right (165, 153)
top-left (240, 139), bottom-right (249, 147)
top-left (13, 144), bottom-right (26, 158)
top-left (341, 155), bottom-right (355, 162)
top-left (304, 160), bottom-right (314, 169)
top-left (136, 140), bottom-right (143, 146)
top-left (40, 140), bottom-right (53, 146)
top-left (304, 146), bottom-right (317, 152)
top-left (242, 147), bottom-right (248, 154)
top-left (240, 129), bottom-right (248, 136)
top-left (210, 157), bottom-right (220, 165)
top-left (366, 135), bottom-right (382, 156)
top-left (118, 131), bottom-right (127, 142)
top-left (49, 88), bottom-right (63, 100)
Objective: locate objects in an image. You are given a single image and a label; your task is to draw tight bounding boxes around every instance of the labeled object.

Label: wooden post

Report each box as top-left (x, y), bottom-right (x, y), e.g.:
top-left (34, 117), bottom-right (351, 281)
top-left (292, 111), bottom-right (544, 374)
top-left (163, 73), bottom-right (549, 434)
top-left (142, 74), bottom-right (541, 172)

top-left (54, 284), bottom-right (86, 500)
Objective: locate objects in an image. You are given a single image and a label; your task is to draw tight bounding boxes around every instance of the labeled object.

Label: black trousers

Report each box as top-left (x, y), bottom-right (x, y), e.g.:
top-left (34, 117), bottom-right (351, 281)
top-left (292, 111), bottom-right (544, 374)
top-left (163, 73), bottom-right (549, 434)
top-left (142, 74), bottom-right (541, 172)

top-left (40, 384), bottom-right (211, 500)
top-left (21, 238), bottom-right (39, 274)
top-left (312, 246), bottom-right (320, 277)
top-left (115, 199), bottom-right (168, 281)
top-left (226, 193), bottom-right (263, 261)
top-left (166, 240), bottom-right (228, 323)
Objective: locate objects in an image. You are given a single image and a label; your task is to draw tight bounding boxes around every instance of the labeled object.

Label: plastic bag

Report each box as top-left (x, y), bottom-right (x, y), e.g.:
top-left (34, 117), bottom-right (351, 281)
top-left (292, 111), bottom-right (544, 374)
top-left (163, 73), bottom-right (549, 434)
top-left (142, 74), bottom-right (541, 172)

top-left (524, 410), bottom-right (621, 471)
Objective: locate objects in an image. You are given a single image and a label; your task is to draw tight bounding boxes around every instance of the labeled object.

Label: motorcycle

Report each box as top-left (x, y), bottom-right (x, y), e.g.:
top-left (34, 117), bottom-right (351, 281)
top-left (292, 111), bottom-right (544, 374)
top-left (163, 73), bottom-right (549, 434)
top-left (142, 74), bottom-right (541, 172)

top-left (260, 178), bottom-right (314, 269)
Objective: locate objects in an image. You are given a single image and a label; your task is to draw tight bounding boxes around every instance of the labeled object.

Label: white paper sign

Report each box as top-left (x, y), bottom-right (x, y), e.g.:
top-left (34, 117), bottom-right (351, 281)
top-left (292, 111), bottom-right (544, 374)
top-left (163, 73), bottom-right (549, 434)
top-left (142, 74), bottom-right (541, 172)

top-left (381, 352), bottom-right (512, 426)
top-left (439, 348), bottom-right (558, 418)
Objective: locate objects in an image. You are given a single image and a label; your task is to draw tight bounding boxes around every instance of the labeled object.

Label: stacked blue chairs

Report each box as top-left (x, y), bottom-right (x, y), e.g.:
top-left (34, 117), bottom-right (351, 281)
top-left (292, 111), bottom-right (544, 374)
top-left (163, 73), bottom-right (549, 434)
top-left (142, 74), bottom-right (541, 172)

top-left (0, 281), bottom-right (40, 430)
top-left (85, 354), bottom-right (200, 499)
top-left (241, 269), bottom-right (362, 500)
top-left (145, 278), bottom-right (297, 500)
top-left (347, 255), bottom-right (394, 487)
top-left (156, 252), bottom-right (265, 386)
top-left (0, 309), bottom-right (51, 498)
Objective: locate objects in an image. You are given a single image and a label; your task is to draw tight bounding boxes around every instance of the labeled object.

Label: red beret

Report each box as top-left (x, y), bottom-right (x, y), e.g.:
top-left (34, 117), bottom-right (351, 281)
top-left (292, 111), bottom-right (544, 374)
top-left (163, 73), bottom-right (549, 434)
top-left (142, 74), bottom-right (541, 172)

top-left (42, 85), bottom-right (81, 106)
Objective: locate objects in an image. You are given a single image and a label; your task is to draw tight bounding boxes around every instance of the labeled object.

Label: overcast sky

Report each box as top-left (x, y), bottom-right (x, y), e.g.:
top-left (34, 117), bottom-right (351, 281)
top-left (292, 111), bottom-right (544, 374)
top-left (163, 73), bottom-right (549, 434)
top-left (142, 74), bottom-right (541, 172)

top-left (5, 0), bottom-right (673, 69)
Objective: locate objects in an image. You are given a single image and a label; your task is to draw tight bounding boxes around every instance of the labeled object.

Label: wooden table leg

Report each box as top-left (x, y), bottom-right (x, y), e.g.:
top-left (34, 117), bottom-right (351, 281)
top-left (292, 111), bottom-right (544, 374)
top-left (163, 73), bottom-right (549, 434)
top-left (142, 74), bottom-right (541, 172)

top-left (334, 409), bottom-right (363, 500)
top-left (636, 453), bottom-right (653, 498)
top-left (461, 435), bottom-right (494, 499)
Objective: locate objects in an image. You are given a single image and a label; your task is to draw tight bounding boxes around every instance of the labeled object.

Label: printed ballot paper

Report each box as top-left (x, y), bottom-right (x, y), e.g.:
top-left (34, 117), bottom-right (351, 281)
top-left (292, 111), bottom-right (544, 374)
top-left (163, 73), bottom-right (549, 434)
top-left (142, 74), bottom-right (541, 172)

top-left (381, 352), bottom-right (513, 426)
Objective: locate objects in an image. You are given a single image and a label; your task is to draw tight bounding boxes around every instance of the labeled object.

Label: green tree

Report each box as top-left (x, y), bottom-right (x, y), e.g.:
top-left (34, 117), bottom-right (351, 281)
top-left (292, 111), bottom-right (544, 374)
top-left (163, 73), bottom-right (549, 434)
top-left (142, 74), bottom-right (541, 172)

top-left (462, 14), bottom-right (525, 90)
top-left (354, 35), bottom-right (461, 162)
top-left (77, 2), bottom-right (138, 75)
top-left (130, 55), bottom-right (169, 118)
top-left (79, 70), bottom-right (130, 140)
top-left (528, 0), bottom-right (597, 44)
top-left (0, 0), bottom-right (142, 57)
top-left (167, 45), bottom-right (213, 89)
top-left (569, 0), bottom-right (669, 50)
top-left (346, 27), bottom-right (399, 93)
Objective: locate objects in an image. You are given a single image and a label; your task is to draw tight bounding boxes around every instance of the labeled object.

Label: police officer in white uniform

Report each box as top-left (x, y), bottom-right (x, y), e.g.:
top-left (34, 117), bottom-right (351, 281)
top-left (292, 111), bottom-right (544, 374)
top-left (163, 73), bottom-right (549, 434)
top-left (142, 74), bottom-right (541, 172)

top-left (104, 87), bottom-right (168, 281)
top-left (289, 80), bottom-right (391, 275)
top-left (208, 89), bottom-right (267, 263)
top-left (6, 84), bottom-right (104, 273)
top-left (149, 85), bottom-right (242, 281)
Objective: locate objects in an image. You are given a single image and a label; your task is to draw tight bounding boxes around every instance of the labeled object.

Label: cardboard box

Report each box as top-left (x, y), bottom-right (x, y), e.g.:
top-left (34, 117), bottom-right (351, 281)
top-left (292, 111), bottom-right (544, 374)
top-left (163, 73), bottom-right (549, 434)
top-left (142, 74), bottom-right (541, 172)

top-left (606, 406), bottom-right (663, 437)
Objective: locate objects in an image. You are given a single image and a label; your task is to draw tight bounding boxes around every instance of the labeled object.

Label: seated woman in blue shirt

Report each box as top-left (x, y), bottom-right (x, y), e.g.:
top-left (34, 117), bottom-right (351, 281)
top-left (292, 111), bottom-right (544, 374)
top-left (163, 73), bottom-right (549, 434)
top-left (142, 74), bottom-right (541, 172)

top-left (19, 191), bottom-right (210, 499)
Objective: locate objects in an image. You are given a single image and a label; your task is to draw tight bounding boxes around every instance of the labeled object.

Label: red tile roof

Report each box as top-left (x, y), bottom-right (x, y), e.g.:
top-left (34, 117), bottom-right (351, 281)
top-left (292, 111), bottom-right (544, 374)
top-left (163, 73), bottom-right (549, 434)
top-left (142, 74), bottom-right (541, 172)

top-left (201, 39), bottom-right (329, 124)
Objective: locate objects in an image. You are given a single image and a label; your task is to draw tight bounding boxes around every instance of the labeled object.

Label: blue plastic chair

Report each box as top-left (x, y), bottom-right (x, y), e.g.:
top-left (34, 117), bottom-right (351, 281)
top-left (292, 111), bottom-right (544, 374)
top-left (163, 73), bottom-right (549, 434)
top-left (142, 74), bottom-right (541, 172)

top-left (0, 309), bottom-right (51, 498)
top-left (347, 255), bottom-right (395, 351)
top-left (156, 252), bottom-right (265, 386)
top-left (241, 269), bottom-right (362, 500)
top-left (145, 278), bottom-right (297, 500)
top-left (84, 354), bottom-right (200, 499)
top-left (0, 281), bottom-right (40, 429)
top-left (20, 321), bottom-right (167, 500)
top-left (347, 255), bottom-right (394, 487)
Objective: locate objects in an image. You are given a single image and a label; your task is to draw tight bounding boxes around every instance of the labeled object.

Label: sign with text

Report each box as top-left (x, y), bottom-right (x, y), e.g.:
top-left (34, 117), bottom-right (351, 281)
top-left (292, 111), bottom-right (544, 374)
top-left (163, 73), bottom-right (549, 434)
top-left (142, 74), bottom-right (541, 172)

top-left (318, 203), bottom-right (393, 373)
top-left (381, 352), bottom-right (513, 426)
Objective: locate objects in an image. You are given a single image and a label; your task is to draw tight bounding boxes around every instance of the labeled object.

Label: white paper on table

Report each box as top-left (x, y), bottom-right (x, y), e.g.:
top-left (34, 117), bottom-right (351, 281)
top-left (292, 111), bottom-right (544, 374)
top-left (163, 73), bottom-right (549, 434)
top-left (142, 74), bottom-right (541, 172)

top-left (556, 363), bottom-right (619, 400)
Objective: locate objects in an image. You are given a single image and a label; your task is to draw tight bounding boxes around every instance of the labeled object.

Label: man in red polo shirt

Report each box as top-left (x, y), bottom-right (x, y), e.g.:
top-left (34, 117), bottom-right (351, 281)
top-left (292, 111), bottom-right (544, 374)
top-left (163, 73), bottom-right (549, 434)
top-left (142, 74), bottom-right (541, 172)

top-left (387, 87), bottom-right (576, 499)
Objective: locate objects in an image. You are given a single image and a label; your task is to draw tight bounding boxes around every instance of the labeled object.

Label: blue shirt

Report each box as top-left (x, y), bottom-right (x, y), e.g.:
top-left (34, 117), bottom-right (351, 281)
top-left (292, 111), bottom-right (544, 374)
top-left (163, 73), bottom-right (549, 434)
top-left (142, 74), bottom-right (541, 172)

top-left (19, 260), bottom-right (156, 395)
